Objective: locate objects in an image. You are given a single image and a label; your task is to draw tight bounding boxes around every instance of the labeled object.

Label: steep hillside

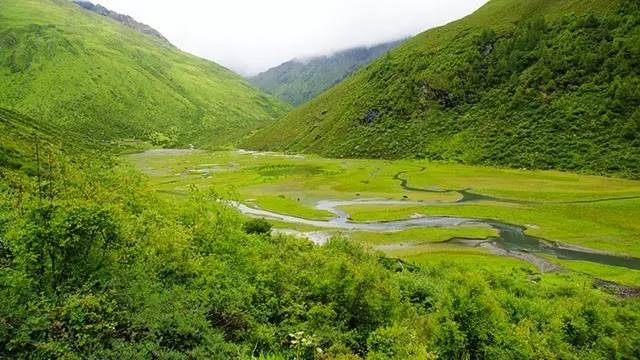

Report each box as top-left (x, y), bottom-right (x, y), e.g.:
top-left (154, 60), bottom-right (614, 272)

top-left (0, 107), bottom-right (77, 173)
top-left (0, 0), bottom-right (290, 148)
top-left (249, 40), bottom-right (404, 106)
top-left (245, 0), bottom-right (640, 178)
top-left (73, 0), bottom-right (172, 45)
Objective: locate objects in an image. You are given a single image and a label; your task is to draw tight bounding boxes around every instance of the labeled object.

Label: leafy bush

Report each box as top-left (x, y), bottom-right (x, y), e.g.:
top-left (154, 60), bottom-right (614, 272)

top-left (243, 218), bottom-right (273, 235)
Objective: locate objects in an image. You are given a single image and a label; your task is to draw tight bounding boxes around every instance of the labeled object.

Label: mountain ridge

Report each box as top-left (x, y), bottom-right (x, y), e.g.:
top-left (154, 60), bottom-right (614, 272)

top-left (249, 39), bottom-right (404, 106)
top-left (73, 0), bottom-right (172, 46)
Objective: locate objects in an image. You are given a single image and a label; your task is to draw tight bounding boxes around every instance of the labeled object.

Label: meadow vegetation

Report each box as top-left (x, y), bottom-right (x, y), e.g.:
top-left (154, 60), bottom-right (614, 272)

top-left (126, 150), bottom-right (640, 286)
top-left (2, 0), bottom-right (640, 358)
top-left (2, 146), bottom-right (640, 359)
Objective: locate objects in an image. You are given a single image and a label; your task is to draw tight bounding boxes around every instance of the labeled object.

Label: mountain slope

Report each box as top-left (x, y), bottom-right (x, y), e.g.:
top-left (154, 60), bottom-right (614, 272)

top-left (245, 0), bottom-right (640, 178)
top-left (0, 107), bottom-right (75, 173)
top-left (249, 40), bottom-right (404, 106)
top-left (0, 0), bottom-right (290, 148)
top-left (73, 0), bottom-right (172, 46)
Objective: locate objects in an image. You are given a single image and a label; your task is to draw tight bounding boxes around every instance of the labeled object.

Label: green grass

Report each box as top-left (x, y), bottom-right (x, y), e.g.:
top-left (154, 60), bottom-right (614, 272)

top-left (385, 243), bottom-right (538, 273)
top-left (545, 257), bottom-right (640, 287)
top-left (348, 227), bottom-right (498, 246)
top-left (0, 106), bottom-right (97, 176)
top-left (3, 1), bottom-right (640, 354)
top-left (402, 163), bottom-right (640, 201)
top-left (244, 0), bottom-right (640, 178)
top-left (6, 149), bottom-right (640, 358)
top-left (0, 107), bottom-right (64, 171)
top-left (127, 150), bottom-right (461, 203)
top-left (0, 0), bottom-right (290, 148)
top-left (341, 200), bottom-right (640, 258)
top-left (126, 149), bottom-right (640, 285)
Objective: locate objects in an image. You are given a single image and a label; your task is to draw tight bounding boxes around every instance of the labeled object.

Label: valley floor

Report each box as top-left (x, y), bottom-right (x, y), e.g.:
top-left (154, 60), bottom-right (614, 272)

top-left (126, 149), bottom-right (640, 288)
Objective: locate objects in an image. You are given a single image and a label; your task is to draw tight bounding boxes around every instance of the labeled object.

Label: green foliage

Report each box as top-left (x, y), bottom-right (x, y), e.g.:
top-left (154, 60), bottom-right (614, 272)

top-left (0, 107), bottom-right (88, 173)
top-left (2, 145), bottom-right (640, 359)
top-left (367, 325), bottom-right (436, 359)
top-left (148, 129), bottom-right (178, 148)
top-left (0, 0), bottom-right (290, 148)
top-left (11, 202), bottom-right (119, 292)
top-left (246, 0), bottom-right (640, 178)
top-left (243, 218), bottom-right (273, 235)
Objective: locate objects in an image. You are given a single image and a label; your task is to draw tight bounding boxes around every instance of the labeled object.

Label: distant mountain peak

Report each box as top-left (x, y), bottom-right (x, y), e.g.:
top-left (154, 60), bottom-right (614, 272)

top-left (73, 0), bottom-right (172, 46)
top-left (250, 39), bottom-right (405, 106)
top-left (293, 41), bottom-right (405, 63)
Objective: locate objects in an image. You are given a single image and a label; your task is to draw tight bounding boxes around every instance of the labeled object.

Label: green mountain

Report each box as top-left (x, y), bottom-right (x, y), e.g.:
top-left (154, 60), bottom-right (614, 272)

top-left (73, 0), bottom-right (172, 46)
top-left (249, 40), bottom-right (404, 106)
top-left (245, 0), bottom-right (640, 178)
top-left (0, 0), bottom-right (290, 148)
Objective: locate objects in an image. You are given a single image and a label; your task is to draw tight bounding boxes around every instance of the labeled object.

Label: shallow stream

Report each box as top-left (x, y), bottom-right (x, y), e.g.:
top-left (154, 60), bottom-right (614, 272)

top-left (235, 198), bottom-right (640, 271)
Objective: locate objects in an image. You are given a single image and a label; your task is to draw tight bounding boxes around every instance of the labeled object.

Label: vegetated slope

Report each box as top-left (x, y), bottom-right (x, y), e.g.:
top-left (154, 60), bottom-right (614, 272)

top-left (245, 0), bottom-right (640, 178)
top-left (0, 0), bottom-right (290, 148)
top-left (73, 0), bottom-right (172, 45)
top-left (249, 39), bottom-right (404, 106)
top-left (0, 107), bottom-right (66, 173)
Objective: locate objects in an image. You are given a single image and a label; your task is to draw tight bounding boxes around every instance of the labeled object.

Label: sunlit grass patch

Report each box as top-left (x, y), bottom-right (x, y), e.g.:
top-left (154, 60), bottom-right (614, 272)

top-left (247, 195), bottom-right (334, 220)
top-left (383, 243), bottom-right (538, 274)
top-left (348, 227), bottom-right (497, 245)
top-left (547, 258), bottom-right (640, 287)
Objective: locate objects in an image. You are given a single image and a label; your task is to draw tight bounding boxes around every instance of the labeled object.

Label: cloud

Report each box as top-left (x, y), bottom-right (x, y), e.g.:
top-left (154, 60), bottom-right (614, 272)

top-left (95, 0), bottom-right (488, 75)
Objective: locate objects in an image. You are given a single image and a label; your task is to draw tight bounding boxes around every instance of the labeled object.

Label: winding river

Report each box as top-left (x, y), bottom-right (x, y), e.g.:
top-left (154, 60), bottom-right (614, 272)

top-left (233, 173), bottom-right (640, 272)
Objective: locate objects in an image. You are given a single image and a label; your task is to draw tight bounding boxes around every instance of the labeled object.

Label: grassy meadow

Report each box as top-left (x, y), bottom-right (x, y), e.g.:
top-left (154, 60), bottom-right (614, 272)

top-left (125, 149), bottom-right (640, 286)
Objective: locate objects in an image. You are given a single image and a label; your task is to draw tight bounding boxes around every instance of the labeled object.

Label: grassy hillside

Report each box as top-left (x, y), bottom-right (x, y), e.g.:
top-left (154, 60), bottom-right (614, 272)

top-left (0, 107), bottom-right (96, 175)
top-left (73, 0), bottom-right (173, 46)
top-left (249, 40), bottom-right (404, 106)
top-left (0, 0), bottom-right (290, 148)
top-left (245, 0), bottom-right (640, 178)
top-left (1, 107), bottom-right (61, 171)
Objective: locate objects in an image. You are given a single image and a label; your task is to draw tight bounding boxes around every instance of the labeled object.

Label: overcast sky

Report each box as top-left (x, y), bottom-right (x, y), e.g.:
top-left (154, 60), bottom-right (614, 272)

top-left (96, 0), bottom-right (487, 76)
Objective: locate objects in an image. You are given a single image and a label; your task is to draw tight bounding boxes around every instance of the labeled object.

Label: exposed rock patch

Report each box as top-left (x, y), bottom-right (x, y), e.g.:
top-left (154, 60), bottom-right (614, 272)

top-left (362, 109), bottom-right (380, 125)
top-left (594, 278), bottom-right (640, 298)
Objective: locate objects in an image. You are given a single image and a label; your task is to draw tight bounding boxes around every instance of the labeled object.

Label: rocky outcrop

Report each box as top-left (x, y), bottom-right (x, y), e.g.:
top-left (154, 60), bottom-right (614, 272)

top-left (420, 83), bottom-right (457, 108)
top-left (74, 1), bottom-right (172, 46)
